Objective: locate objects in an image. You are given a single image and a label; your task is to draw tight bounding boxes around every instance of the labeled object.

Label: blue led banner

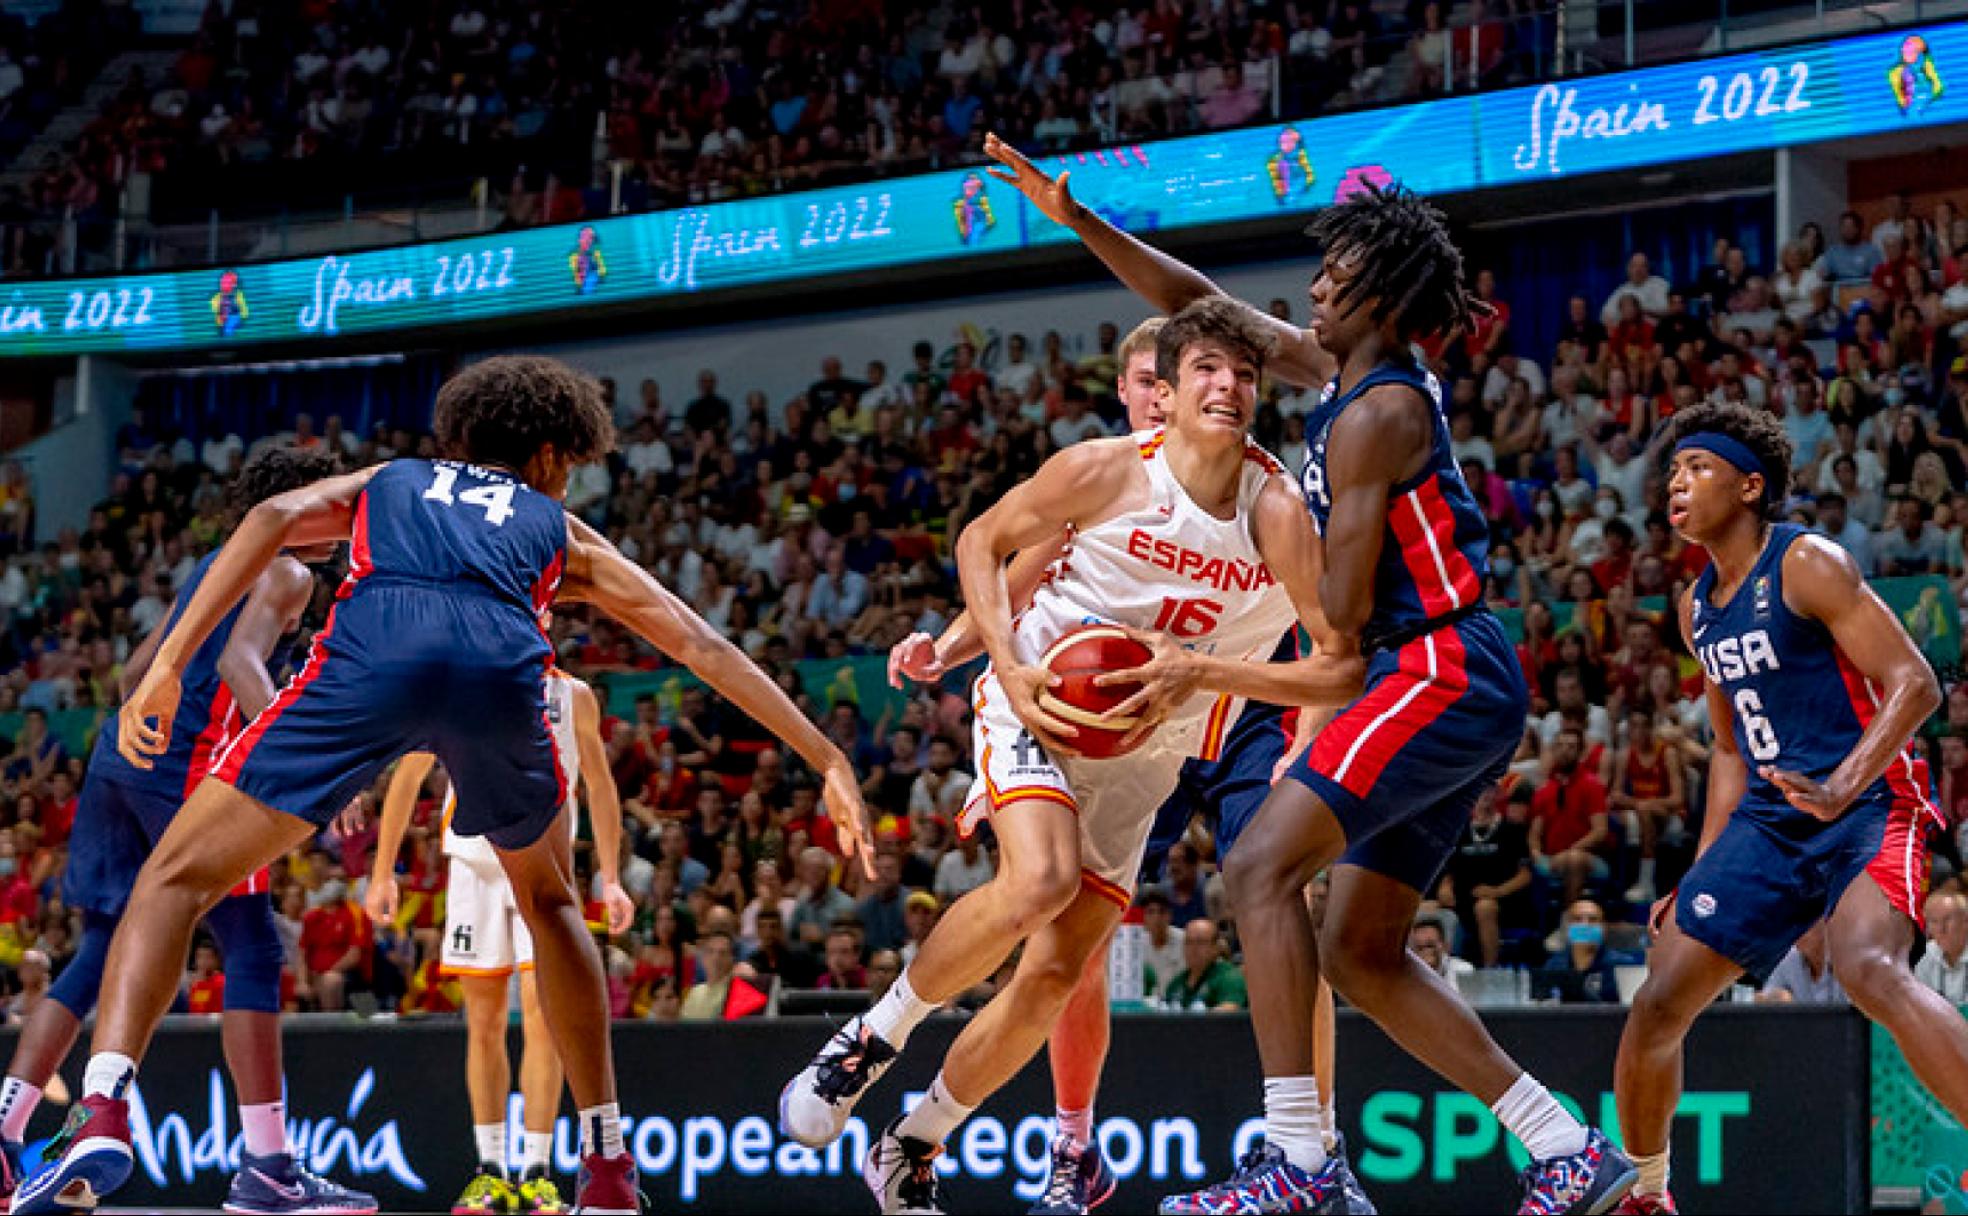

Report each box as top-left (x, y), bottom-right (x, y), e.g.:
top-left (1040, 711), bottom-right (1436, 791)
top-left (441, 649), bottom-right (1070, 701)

top-left (0, 22), bottom-right (1961, 357)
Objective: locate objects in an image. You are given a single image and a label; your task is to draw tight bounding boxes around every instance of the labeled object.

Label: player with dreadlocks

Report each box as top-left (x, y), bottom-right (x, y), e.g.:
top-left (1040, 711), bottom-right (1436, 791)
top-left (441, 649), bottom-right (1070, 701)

top-left (986, 133), bottom-right (1635, 1215)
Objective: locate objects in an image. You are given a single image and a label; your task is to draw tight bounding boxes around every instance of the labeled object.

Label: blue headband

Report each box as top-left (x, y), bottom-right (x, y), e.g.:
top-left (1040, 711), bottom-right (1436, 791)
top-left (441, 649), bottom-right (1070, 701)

top-left (1674, 433), bottom-right (1766, 485)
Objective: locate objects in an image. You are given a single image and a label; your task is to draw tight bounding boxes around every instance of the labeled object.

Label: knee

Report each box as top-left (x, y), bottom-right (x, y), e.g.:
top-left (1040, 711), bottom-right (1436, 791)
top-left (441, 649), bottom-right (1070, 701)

top-left (1838, 951), bottom-right (1913, 1018)
top-left (208, 900), bottom-right (285, 1013)
top-left (1317, 926), bottom-right (1391, 1004)
top-left (1225, 841), bottom-right (1297, 909)
top-left (1474, 897), bottom-right (1500, 925)
top-left (1017, 951), bottom-right (1086, 1008)
top-left (1626, 977), bottom-right (1702, 1041)
top-left (1000, 863), bottom-right (1080, 936)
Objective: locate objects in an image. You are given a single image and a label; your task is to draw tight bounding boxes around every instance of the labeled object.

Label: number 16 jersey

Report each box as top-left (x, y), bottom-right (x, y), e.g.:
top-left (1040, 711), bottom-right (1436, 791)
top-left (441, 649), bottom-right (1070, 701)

top-left (1013, 430), bottom-right (1299, 759)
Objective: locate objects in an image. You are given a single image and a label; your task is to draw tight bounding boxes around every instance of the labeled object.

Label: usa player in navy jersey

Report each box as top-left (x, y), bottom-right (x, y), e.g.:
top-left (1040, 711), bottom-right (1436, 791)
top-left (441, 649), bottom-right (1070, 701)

top-left (890, 304), bottom-right (1359, 1215)
top-left (1611, 402), bottom-right (1965, 1215)
top-left (0, 446), bottom-right (375, 1216)
top-left (984, 138), bottom-right (1632, 1215)
top-left (16, 356), bottom-right (874, 1216)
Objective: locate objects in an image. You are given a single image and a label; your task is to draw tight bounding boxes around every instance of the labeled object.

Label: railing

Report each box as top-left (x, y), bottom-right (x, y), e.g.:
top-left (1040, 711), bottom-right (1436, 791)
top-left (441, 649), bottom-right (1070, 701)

top-left (0, 0), bottom-right (1959, 280)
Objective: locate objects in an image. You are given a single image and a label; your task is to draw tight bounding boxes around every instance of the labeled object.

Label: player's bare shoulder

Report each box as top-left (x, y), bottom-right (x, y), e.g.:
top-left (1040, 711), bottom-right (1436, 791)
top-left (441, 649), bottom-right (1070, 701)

top-left (1031, 434), bottom-right (1152, 525)
top-left (1778, 528), bottom-right (1866, 620)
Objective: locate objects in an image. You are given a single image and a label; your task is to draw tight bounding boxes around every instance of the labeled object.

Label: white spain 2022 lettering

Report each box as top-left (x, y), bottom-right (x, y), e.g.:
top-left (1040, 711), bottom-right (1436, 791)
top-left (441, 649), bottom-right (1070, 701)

top-left (1512, 60), bottom-right (1809, 176)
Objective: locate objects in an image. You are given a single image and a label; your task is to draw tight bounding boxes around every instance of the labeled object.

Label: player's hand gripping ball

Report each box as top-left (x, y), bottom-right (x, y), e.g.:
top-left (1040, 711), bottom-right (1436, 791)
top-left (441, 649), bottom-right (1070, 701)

top-left (1038, 625), bottom-right (1155, 759)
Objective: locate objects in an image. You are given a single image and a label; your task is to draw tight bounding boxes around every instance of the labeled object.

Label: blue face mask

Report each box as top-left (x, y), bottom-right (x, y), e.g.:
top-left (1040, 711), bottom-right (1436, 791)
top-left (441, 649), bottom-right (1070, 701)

top-left (1567, 922), bottom-right (1605, 947)
top-left (838, 484), bottom-right (857, 502)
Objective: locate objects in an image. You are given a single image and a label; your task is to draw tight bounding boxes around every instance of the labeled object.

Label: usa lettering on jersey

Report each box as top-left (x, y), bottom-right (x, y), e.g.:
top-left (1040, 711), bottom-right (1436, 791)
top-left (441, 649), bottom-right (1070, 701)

top-left (1124, 529), bottom-right (1276, 593)
top-left (1697, 629), bottom-right (1782, 684)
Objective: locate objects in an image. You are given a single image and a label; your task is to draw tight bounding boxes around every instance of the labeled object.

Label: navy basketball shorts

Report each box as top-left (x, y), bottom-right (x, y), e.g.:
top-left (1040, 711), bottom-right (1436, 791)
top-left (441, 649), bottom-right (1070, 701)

top-left (1675, 792), bottom-right (1934, 983)
top-left (1286, 613), bottom-right (1530, 894)
top-left (214, 586), bottom-right (567, 851)
top-left (63, 774), bottom-right (168, 918)
top-left (1145, 696), bottom-right (1292, 871)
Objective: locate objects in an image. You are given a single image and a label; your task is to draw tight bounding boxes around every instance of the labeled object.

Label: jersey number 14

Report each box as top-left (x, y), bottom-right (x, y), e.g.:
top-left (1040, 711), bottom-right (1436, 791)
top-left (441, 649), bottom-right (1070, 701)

top-left (424, 465), bottom-right (517, 526)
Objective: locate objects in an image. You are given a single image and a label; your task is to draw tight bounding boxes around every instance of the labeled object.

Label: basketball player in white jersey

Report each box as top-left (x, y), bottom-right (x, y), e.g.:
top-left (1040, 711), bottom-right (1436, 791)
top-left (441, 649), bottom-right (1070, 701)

top-left (891, 317), bottom-right (1353, 1214)
top-left (780, 299), bottom-right (1364, 1214)
top-left (367, 663), bottom-right (633, 1215)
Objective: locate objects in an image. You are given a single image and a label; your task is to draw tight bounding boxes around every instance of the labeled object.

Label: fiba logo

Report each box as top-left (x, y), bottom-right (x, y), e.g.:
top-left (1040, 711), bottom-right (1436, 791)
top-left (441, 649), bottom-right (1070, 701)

top-left (1692, 892), bottom-right (1717, 919)
top-left (451, 924), bottom-right (475, 956)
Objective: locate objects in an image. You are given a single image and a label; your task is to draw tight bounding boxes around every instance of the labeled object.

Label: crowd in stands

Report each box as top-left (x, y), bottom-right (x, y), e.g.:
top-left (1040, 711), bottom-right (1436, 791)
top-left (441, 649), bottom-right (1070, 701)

top-left (1, 0), bottom-right (1557, 271)
top-left (0, 190), bottom-right (1962, 1023)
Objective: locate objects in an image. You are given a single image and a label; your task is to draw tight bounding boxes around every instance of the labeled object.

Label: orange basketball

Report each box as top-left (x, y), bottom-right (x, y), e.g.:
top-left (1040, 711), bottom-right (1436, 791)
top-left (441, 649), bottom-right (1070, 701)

top-left (1038, 625), bottom-right (1155, 759)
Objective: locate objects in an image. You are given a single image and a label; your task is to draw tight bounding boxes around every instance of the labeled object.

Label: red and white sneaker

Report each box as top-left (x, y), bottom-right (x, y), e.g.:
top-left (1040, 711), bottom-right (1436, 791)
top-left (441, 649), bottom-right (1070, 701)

top-left (1614, 1191), bottom-right (1677, 1214)
top-left (11, 1095), bottom-right (133, 1214)
top-left (572, 1152), bottom-right (641, 1215)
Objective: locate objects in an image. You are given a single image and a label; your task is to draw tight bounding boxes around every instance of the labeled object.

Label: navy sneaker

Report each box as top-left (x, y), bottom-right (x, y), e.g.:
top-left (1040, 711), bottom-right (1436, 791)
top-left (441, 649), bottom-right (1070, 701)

top-left (1029, 1135), bottom-right (1117, 1214)
top-left (1159, 1138), bottom-right (1375, 1214)
top-left (11, 1095), bottom-right (132, 1214)
top-left (1517, 1129), bottom-right (1638, 1215)
top-left (223, 1150), bottom-right (379, 1214)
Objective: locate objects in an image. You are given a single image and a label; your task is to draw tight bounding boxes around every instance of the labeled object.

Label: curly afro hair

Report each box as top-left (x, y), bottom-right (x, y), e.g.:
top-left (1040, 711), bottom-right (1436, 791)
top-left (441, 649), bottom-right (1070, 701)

top-left (433, 354), bottom-right (614, 474)
top-left (1154, 296), bottom-right (1277, 385)
top-left (1304, 181), bottom-right (1480, 344)
top-left (1666, 399), bottom-right (1793, 520)
top-left (226, 444), bottom-right (341, 524)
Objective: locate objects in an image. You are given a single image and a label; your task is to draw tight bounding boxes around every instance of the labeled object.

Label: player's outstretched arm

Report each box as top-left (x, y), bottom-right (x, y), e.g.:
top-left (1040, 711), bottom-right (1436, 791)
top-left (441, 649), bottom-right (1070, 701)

top-left (953, 439), bottom-right (1139, 753)
top-left (890, 534), bottom-right (1067, 687)
top-left (118, 466), bottom-right (381, 768)
top-left (366, 751), bottom-right (436, 928)
top-left (984, 132), bottom-right (1333, 388)
top-left (570, 677), bottom-right (634, 933)
top-left (1766, 535), bottom-right (1942, 821)
top-left (557, 513), bottom-right (877, 878)
top-left (216, 556), bottom-right (316, 721)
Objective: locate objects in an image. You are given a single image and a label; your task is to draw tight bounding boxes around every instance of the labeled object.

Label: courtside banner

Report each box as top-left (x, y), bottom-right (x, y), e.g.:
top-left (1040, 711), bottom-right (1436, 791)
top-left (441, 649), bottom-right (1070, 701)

top-left (0, 22), bottom-right (1960, 358)
top-left (12, 1007), bottom-right (1863, 1212)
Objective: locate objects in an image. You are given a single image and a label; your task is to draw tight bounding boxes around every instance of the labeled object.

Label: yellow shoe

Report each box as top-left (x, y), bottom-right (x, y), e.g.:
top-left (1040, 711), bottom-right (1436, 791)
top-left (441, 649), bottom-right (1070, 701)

top-left (519, 1173), bottom-right (569, 1214)
top-left (451, 1167), bottom-right (520, 1215)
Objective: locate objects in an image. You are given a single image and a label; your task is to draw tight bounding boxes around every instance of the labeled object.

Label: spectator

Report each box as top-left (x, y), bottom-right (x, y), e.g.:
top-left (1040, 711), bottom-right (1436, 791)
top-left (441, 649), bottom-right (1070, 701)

top-left (1163, 842), bottom-right (1210, 926)
top-left (816, 926), bottom-right (868, 990)
top-left (744, 907), bottom-right (819, 988)
top-left (1136, 886), bottom-right (1185, 986)
top-left (1815, 492), bottom-right (1872, 571)
top-left (790, 846), bottom-right (854, 948)
top-left (1600, 253), bottom-right (1670, 325)
top-left (806, 546), bottom-right (871, 627)
top-left (1049, 385), bottom-right (1110, 447)
top-left (1821, 210), bottom-right (1885, 281)
top-left (1200, 61), bottom-right (1263, 128)
top-left (1530, 727), bottom-right (1611, 910)
top-left (1160, 919), bottom-right (1248, 1010)
top-left (1439, 783), bottom-right (1533, 967)
top-left (1534, 900), bottom-right (1623, 1004)
top-left (184, 941), bottom-right (226, 1015)
top-left (1875, 498), bottom-right (1953, 577)
top-left (298, 874), bottom-right (368, 1013)
top-left (1916, 890), bottom-right (1968, 1005)
top-left (909, 736), bottom-right (971, 823)
top-left (855, 846), bottom-right (909, 952)
top-left (1409, 914), bottom-right (1472, 983)
top-left (680, 930), bottom-right (739, 1019)
top-left (1758, 922), bottom-right (1848, 1005)
top-left (900, 890), bottom-right (939, 964)
top-left (934, 830), bottom-right (993, 905)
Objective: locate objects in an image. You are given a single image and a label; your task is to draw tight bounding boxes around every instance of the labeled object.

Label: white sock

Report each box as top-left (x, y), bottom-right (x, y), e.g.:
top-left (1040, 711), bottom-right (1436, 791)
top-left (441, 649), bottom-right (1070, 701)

top-left (1320, 1100), bottom-right (1339, 1152)
top-left (579, 1103), bottom-right (624, 1160)
top-left (1632, 1149), bottom-right (1670, 1197)
top-left (522, 1130), bottom-right (553, 1176)
top-left (0, 1077), bottom-right (41, 1142)
top-left (1638, 858), bottom-right (1657, 887)
top-left (895, 1073), bottom-right (975, 1148)
top-left (474, 1122), bottom-right (508, 1175)
top-left (1056, 1105), bottom-right (1094, 1151)
top-left (1263, 1076), bottom-right (1327, 1173)
top-left (82, 1053), bottom-right (136, 1102)
top-left (1491, 1072), bottom-right (1588, 1161)
top-left (240, 1100), bottom-right (287, 1157)
top-left (862, 971), bottom-right (936, 1050)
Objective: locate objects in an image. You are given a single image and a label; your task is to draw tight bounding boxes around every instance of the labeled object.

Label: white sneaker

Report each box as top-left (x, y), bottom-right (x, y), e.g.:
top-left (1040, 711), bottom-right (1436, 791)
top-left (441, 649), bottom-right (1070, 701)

top-left (778, 1015), bottom-right (900, 1149)
top-left (863, 1118), bottom-right (945, 1215)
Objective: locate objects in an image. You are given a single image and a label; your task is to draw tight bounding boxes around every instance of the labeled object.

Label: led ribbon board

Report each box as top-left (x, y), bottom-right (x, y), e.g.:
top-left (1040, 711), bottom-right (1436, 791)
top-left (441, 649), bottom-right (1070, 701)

top-left (0, 21), bottom-right (1959, 357)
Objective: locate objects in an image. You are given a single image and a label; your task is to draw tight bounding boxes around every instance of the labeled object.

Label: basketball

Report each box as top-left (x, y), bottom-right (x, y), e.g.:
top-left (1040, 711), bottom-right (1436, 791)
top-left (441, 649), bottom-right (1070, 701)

top-left (1037, 625), bottom-right (1156, 759)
